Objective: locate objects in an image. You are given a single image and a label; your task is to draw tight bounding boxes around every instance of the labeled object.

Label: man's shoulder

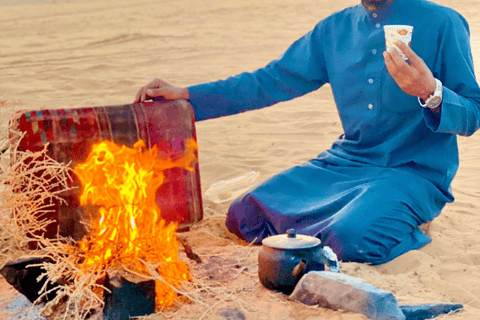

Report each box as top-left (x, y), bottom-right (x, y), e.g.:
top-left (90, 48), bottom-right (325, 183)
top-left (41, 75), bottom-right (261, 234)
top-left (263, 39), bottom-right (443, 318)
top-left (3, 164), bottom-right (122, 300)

top-left (395, 0), bottom-right (469, 32)
top-left (316, 4), bottom-right (363, 29)
top-left (415, 0), bottom-right (467, 22)
top-left (325, 4), bottom-right (362, 21)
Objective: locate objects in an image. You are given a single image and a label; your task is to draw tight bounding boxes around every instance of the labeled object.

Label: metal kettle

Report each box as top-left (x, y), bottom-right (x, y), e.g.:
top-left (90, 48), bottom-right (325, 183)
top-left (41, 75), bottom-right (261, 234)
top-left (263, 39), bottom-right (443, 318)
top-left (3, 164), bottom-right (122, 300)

top-left (258, 229), bottom-right (339, 294)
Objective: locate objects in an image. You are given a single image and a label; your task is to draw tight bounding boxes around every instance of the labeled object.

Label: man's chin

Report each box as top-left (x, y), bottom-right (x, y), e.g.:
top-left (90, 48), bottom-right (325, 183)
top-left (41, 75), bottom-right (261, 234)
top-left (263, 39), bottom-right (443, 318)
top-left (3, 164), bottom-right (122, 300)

top-left (362, 0), bottom-right (392, 10)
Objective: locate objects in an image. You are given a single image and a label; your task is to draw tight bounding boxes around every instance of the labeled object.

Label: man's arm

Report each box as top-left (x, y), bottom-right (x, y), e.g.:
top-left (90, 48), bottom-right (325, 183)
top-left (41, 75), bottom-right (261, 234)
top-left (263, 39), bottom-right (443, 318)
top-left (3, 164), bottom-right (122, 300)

top-left (186, 23), bottom-right (329, 121)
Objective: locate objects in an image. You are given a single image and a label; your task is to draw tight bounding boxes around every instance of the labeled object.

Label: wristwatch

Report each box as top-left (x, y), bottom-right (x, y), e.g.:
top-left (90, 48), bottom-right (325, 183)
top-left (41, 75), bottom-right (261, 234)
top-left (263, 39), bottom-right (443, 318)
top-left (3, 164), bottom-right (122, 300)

top-left (418, 78), bottom-right (443, 109)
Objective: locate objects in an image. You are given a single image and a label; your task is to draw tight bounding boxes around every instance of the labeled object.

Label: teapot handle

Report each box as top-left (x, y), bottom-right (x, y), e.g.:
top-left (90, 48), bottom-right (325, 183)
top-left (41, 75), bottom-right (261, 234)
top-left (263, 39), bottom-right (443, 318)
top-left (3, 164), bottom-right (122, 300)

top-left (291, 260), bottom-right (307, 278)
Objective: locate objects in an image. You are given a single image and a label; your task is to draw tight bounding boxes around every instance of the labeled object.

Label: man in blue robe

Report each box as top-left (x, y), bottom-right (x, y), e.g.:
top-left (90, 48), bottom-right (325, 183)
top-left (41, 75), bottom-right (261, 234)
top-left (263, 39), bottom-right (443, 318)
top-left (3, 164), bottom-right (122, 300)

top-left (134, 0), bottom-right (480, 264)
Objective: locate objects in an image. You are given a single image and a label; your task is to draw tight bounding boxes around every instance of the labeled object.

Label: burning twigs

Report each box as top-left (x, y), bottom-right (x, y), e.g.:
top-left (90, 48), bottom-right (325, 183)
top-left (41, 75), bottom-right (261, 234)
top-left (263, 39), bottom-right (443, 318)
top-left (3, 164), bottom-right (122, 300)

top-left (73, 139), bottom-right (197, 308)
top-left (0, 132), bottom-right (206, 319)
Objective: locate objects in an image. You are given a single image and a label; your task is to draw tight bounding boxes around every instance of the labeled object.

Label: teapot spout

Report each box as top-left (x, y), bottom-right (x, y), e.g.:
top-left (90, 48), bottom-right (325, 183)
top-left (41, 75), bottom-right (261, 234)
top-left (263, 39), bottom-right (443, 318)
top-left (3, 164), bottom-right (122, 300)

top-left (313, 246), bottom-right (340, 272)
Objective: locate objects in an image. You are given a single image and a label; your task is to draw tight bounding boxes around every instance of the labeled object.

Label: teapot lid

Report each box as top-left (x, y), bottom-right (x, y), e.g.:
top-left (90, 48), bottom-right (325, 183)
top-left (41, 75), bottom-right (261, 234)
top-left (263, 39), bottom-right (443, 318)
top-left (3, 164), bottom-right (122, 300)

top-left (262, 229), bottom-right (321, 250)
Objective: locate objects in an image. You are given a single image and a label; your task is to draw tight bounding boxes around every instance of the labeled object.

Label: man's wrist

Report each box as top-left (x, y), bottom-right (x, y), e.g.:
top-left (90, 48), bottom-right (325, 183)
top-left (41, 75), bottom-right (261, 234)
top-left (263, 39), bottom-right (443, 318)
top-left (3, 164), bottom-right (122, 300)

top-left (180, 88), bottom-right (190, 100)
top-left (419, 93), bottom-right (433, 103)
top-left (418, 78), bottom-right (443, 109)
top-left (419, 78), bottom-right (437, 101)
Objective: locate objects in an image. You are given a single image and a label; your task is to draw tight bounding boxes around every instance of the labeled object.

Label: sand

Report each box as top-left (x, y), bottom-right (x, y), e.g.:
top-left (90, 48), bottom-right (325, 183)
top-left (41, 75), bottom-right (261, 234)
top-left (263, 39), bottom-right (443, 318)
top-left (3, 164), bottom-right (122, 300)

top-left (1, 0), bottom-right (480, 319)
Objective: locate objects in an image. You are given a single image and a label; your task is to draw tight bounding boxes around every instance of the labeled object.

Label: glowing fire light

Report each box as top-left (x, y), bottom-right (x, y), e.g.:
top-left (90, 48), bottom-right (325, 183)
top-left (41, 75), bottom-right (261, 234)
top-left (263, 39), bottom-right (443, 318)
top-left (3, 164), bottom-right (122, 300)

top-left (74, 139), bottom-right (197, 307)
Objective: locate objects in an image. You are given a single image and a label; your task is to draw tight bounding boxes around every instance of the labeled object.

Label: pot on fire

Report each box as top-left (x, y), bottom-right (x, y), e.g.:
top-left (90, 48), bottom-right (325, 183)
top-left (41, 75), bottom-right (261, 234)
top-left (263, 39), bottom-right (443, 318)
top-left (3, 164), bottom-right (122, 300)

top-left (258, 229), bottom-right (339, 294)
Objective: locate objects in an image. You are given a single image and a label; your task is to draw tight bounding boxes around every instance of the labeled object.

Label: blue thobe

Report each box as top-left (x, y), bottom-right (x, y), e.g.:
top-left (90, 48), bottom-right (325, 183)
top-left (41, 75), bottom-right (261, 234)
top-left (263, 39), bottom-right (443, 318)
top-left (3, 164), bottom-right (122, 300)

top-left (187, 0), bottom-right (480, 264)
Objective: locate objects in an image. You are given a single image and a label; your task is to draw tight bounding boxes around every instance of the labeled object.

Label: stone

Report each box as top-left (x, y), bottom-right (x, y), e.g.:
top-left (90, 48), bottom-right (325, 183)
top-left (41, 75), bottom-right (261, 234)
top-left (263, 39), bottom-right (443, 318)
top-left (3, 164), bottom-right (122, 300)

top-left (0, 257), bottom-right (60, 303)
top-left (289, 271), bottom-right (405, 320)
top-left (103, 271), bottom-right (156, 320)
top-left (399, 303), bottom-right (463, 319)
top-left (219, 307), bottom-right (246, 320)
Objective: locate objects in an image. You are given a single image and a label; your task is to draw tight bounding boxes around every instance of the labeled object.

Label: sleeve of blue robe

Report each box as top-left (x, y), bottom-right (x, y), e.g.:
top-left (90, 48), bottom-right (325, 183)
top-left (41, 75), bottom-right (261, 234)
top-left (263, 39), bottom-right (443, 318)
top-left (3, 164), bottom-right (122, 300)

top-left (423, 11), bottom-right (480, 136)
top-left (187, 22), bottom-right (329, 121)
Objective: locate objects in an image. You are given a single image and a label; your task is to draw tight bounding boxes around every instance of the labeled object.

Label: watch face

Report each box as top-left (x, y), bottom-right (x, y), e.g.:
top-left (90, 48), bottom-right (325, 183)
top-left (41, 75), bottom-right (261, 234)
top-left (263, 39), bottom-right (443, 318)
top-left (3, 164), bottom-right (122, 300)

top-left (427, 96), bottom-right (442, 108)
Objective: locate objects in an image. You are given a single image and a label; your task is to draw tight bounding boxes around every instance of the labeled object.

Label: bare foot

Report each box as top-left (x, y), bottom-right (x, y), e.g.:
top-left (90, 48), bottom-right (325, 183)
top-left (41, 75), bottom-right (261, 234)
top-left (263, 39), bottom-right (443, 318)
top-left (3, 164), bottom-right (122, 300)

top-left (419, 221), bottom-right (432, 235)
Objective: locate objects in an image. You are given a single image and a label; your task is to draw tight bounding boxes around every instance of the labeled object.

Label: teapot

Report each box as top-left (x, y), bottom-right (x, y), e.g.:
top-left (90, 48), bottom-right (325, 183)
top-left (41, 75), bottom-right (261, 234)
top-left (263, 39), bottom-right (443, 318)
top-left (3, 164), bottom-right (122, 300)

top-left (258, 229), bottom-right (339, 294)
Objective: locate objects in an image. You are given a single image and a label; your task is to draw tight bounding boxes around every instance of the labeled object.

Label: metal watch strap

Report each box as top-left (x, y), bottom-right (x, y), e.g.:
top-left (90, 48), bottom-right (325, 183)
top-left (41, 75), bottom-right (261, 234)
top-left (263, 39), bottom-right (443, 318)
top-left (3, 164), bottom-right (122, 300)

top-left (419, 78), bottom-right (442, 109)
top-left (418, 97), bottom-right (440, 109)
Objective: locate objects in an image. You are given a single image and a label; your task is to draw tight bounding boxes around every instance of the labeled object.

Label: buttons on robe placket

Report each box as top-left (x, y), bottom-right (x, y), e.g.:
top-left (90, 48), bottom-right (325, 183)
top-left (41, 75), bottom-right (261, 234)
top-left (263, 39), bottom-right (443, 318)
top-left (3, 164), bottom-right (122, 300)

top-left (367, 10), bottom-right (381, 112)
top-left (371, 11), bottom-right (381, 28)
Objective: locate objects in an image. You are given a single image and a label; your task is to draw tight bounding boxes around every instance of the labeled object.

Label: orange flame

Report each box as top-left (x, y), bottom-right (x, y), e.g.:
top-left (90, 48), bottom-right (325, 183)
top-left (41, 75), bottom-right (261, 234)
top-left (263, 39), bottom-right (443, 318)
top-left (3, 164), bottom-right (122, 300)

top-left (74, 139), bottom-right (197, 306)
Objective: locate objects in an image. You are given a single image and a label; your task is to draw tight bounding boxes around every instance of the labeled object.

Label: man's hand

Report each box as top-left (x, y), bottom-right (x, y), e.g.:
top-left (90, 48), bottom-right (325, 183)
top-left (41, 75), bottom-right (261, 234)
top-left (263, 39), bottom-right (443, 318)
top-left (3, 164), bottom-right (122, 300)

top-left (383, 41), bottom-right (436, 102)
top-left (134, 78), bottom-right (190, 103)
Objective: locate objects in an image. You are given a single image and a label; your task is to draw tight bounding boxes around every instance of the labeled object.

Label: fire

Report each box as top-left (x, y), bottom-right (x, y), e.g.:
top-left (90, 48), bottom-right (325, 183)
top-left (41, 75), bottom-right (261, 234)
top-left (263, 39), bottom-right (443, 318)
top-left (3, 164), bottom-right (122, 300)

top-left (74, 139), bottom-right (197, 306)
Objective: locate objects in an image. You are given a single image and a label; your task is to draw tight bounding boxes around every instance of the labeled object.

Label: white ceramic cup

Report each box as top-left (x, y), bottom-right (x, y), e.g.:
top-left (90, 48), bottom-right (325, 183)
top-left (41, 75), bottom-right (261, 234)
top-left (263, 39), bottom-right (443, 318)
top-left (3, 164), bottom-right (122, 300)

top-left (384, 25), bottom-right (413, 60)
